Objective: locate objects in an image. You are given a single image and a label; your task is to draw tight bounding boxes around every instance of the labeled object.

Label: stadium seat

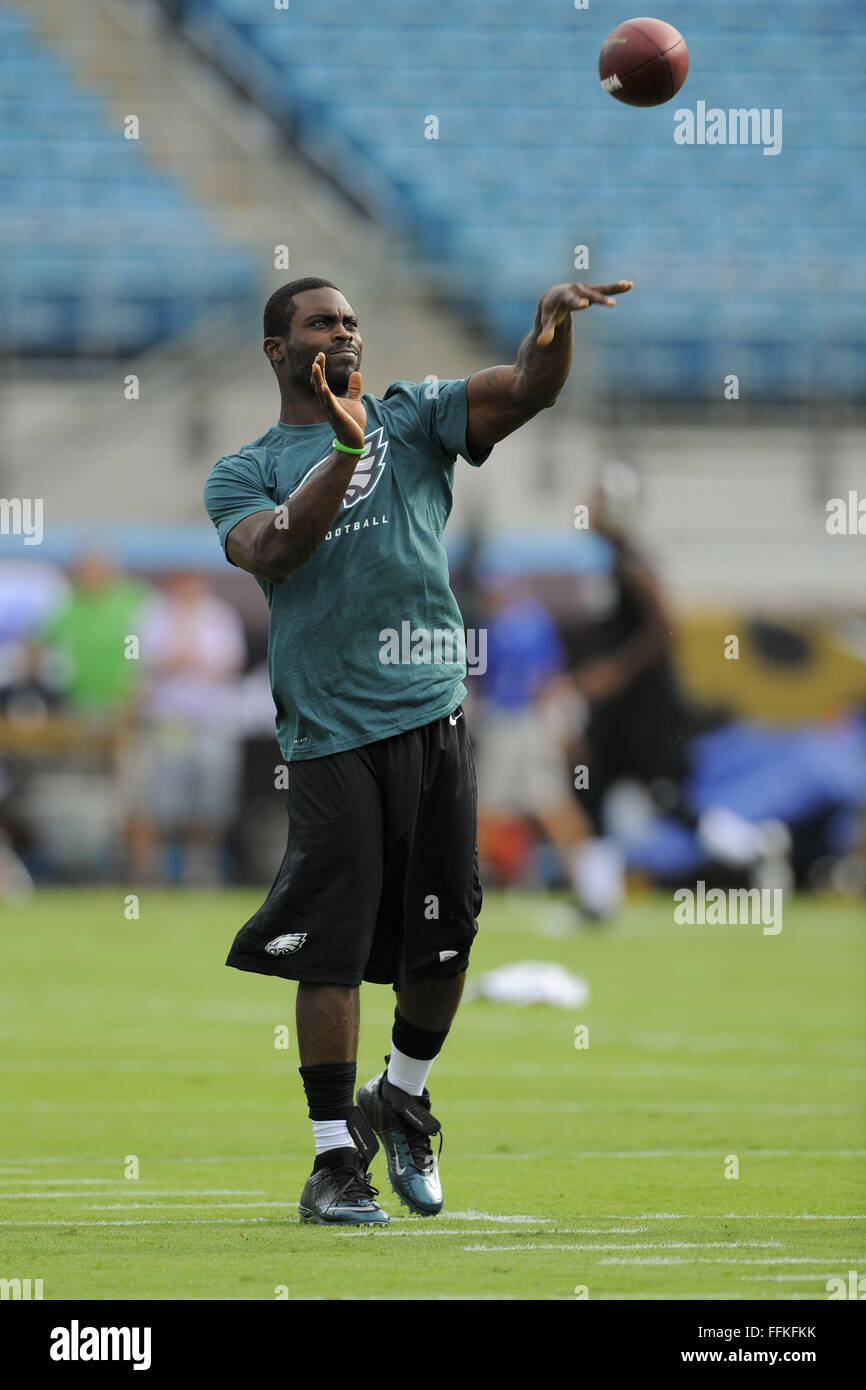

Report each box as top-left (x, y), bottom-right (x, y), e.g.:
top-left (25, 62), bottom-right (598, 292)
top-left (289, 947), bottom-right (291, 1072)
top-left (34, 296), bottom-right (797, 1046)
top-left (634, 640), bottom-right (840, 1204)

top-left (172, 0), bottom-right (863, 397)
top-left (0, 4), bottom-right (255, 354)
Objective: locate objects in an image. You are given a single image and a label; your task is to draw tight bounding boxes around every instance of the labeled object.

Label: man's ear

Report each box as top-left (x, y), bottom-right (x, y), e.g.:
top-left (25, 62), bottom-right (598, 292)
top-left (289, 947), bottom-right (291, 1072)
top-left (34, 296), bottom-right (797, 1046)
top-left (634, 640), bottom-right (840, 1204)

top-left (263, 335), bottom-right (285, 366)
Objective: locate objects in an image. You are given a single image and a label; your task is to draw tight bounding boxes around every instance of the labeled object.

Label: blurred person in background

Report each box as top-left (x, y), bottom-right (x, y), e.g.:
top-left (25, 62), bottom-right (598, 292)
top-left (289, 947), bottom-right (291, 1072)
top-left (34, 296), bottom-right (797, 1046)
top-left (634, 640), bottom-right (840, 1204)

top-left (32, 550), bottom-right (150, 721)
top-left (0, 562), bottom-right (66, 900)
top-left (475, 573), bottom-right (615, 919)
top-left (0, 560), bottom-right (70, 714)
top-left (6, 550), bottom-right (151, 878)
top-left (567, 462), bottom-right (717, 911)
top-left (573, 462), bottom-right (698, 822)
top-left (0, 761), bottom-right (34, 903)
top-left (126, 570), bottom-right (246, 884)
top-left (568, 464), bottom-right (860, 897)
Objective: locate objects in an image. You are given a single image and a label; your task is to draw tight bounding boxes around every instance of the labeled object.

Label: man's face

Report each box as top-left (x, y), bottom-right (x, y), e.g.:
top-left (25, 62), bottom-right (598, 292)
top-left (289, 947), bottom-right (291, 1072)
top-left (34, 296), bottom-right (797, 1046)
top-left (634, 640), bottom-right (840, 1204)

top-left (266, 287), bottom-right (362, 395)
top-left (74, 552), bottom-right (114, 592)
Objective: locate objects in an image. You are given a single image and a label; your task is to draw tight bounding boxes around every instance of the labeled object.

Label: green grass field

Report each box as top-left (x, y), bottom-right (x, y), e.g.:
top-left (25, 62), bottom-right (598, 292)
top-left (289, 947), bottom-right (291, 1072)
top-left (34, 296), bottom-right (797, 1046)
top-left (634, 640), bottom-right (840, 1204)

top-left (1, 888), bottom-right (863, 1301)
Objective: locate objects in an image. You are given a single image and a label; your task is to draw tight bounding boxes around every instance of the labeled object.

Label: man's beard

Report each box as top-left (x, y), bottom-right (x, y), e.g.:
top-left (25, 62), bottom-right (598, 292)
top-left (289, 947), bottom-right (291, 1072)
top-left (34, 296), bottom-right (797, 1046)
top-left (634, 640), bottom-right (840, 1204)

top-left (286, 342), bottom-right (355, 396)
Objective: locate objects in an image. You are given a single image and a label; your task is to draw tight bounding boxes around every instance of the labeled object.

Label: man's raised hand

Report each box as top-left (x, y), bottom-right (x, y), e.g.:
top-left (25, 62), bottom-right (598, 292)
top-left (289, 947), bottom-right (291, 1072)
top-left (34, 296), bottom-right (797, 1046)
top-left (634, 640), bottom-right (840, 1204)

top-left (311, 352), bottom-right (367, 450)
top-left (536, 281), bottom-right (633, 347)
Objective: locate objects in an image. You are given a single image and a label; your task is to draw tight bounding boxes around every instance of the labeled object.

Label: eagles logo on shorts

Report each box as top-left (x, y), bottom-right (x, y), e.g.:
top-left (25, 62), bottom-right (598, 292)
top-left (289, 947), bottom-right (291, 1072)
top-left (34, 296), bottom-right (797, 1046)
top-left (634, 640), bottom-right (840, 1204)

top-left (265, 933), bottom-right (308, 956)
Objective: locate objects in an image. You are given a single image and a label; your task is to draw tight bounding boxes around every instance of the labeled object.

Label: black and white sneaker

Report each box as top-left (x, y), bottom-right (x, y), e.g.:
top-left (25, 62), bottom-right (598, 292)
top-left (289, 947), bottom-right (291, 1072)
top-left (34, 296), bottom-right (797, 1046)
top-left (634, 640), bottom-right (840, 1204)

top-left (297, 1146), bottom-right (390, 1226)
top-left (356, 1061), bottom-right (444, 1217)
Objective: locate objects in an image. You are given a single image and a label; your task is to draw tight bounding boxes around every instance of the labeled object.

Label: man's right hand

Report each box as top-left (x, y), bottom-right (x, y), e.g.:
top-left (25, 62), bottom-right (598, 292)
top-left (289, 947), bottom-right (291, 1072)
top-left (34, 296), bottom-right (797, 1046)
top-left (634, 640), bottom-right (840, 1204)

top-left (311, 352), bottom-right (367, 451)
top-left (225, 356), bottom-right (368, 584)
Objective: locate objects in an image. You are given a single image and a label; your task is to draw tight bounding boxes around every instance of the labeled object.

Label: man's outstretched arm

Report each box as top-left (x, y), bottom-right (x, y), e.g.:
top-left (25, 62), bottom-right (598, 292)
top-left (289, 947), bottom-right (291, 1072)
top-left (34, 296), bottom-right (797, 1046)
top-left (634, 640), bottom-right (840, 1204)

top-left (465, 280), bottom-right (633, 456)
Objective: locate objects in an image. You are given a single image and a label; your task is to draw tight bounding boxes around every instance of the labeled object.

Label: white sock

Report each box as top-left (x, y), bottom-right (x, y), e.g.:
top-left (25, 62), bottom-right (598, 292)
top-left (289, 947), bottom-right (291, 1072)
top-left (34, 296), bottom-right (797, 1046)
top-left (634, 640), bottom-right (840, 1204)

top-left (387, 1045), bottom-right (437, 1097)
top-left (311, 1118), bottom-right (354, 1156)
top-left (569, 838), bottom-right (624, 917)
top-left (698, 807), bottom-right (765, 867)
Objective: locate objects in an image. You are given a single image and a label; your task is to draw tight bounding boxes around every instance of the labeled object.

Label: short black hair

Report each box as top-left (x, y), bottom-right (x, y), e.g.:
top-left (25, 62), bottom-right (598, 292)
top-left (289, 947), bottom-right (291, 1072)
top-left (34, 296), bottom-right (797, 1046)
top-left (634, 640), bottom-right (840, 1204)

top-left (263, 277), bottom-right (340, 340)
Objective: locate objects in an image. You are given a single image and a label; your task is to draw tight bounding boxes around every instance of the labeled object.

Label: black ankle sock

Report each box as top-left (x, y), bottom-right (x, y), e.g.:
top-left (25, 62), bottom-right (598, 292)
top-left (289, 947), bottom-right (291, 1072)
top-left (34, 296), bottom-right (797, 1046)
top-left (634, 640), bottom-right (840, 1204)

top-left (313, 1146), bottom-right (359, 1173)
top-left (298, 1061), bottom-right (357, 1120)
top-left (392, 1008), bottom-right (449, 1062)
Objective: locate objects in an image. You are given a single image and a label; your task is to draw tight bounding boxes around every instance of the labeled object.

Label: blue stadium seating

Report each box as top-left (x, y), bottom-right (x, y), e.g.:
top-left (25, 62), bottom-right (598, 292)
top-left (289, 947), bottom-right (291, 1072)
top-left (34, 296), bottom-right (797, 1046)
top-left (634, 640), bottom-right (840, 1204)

top-left (170, 0), bottom-right (864, 398)
top-left (0, 5), bottom-right (256, 354)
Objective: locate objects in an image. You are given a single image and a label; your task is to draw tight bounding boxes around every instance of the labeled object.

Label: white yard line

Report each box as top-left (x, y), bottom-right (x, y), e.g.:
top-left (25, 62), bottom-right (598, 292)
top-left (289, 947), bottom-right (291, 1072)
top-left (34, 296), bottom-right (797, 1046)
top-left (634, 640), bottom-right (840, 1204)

top-left (534, 1227), bottom-right (651, 1234)
top-left (4, 1056), bottom-right (863, 1081)
top-left (0, 1101), bottom-right (283, 1112)
top-left (8, 1150), bottom-right (860, 1167)
top-left (599, 1255), bottom-right (866, 1266)
top-left (463, 1150), bottom-right (862, 1159)
top-left (0, 1197), bottom-right (557, 1219)
top-left (0, 1219), bottom-right (561, 1232)
top-left (0, 1217), bottom-right (280, 1228)
top-left (79, 1202), bottom-right (304, 1211)
top-left (0, 1178), bottom-right (118, 1186)
top-left (610, 1034), bottom-right (865, 1057)
top-left (1, 1151), bottom-right (862, 1175)
top-left (1, 1100), bottom-right (859, 1115)
top-left (739, 1272), bottom-right (849, 1282)
top-left (0, 1060), bottom-right (268, 1073)
top-left (0, 1171), bottom-right (861, 1226)
top-left (465, 1241), bottom-right (784, 1252)
top-left (0, 1189), bottom-right (270, 1199)
top-left (628, 1212), bottom-right (866, 1221)
top-left (433, 1210), bottom-right (548, 1223)
top-left (447, 1065), bottom-right (866, 1081)
top-left (449, 1101), bottom-right (861, 1115)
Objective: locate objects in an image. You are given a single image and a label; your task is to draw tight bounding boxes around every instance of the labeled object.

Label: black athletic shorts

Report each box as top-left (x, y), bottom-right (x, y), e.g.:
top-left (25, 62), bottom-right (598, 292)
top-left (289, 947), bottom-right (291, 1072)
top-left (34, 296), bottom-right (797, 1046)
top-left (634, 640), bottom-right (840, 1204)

top-left (225, 705), bottom-right (482, 989)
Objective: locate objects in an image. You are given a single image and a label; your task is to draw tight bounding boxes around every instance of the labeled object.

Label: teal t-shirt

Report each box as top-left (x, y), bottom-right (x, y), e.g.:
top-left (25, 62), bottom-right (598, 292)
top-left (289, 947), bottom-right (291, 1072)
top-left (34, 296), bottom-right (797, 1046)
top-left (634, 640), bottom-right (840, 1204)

top-left (203, 376), bottom-right (491, 761)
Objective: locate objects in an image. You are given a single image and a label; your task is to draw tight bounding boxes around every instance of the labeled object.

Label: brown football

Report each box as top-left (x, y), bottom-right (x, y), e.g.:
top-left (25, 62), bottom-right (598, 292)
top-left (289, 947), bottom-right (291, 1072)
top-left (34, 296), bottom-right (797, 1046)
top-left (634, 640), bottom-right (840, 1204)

top-left (599, 17), bottom-right (689, 108)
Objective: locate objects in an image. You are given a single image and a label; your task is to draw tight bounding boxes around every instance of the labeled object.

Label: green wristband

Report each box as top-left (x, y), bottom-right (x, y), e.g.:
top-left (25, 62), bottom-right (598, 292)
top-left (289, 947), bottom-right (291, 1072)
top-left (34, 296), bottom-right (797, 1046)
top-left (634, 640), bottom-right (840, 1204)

top-left (332, 438), bottom-right (366, 456)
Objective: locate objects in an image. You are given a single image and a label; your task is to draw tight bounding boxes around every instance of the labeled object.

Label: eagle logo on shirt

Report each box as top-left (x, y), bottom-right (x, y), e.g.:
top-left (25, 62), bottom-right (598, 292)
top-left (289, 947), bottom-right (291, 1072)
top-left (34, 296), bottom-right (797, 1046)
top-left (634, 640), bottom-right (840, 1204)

top-left (343, 427), bottom-right (388, 508)
top-left (289, 427), bottom-right (389, 511)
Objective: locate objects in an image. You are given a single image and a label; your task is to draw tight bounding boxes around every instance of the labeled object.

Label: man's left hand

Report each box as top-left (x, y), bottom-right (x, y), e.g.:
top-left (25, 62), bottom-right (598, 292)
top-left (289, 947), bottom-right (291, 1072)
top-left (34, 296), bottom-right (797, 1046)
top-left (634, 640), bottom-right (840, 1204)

top-left (537, 280), bottom-right (633, 347)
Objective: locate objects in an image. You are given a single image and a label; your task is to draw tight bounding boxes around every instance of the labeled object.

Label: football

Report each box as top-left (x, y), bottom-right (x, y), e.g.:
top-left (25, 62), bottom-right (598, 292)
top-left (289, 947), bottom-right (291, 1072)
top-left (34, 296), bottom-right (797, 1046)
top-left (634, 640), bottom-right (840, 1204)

top-left (599, 16), bottom-right (689, 107)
